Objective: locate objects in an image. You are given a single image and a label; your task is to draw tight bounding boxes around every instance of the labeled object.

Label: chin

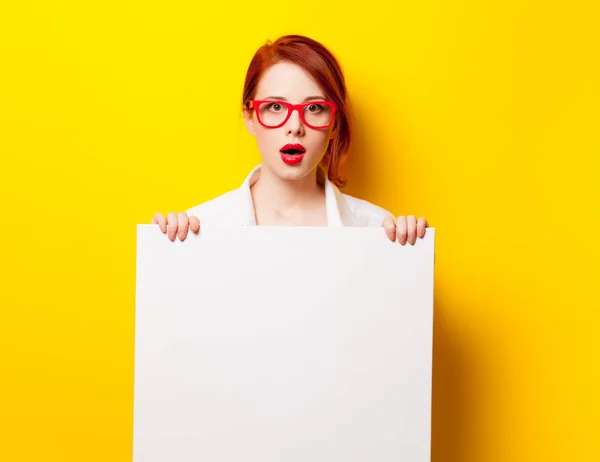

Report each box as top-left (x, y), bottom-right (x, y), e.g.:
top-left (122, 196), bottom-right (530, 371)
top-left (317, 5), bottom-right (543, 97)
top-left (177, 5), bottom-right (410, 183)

top-left (266, 156), bottom-right (320, 181)
top-left (275, 165), bottom-right (313, 181)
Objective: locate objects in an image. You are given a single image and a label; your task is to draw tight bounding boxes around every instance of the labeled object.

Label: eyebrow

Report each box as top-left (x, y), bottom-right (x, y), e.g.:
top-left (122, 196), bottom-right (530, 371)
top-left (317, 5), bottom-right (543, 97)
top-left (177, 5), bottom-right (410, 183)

top-left (263, 95), bottom-right (327, 102)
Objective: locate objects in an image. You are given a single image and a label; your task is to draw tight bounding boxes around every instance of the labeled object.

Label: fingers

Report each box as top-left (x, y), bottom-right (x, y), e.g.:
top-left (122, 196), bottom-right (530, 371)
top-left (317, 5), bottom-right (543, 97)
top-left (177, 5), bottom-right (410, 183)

top-left (177, 212), bottom-right (189, 241)
top-left (189, 215), bottom-right (201, 234)
top-left (382, 215), bottom-right (396, 242)
top-left (395, 215), bottom-right (428, 245)
top-left (151, 213), bottom-right (167, 233)
top-left (417, 216), bottom-right (428, 238)
top-left (167, 212), bottom-right (178, 241)
top-left (407, 215), bottom-right (417, 245)
top-left (396, 215), bottom-right (408, 245)
top-left (156, 212), bottom-right (200, 241)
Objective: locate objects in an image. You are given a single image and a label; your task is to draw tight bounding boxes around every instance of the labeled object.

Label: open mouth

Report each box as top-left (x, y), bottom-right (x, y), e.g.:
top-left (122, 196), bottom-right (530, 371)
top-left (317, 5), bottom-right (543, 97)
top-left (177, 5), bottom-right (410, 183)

top-left (280, 144), bottom-right (306, 155)
top-left (280, 144), bottom-right (306, 165)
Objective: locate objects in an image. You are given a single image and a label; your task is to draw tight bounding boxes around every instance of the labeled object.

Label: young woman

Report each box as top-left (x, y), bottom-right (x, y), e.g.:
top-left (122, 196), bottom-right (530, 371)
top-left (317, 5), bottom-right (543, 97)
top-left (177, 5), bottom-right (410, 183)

top-left (151, 35), bottom-right (429, 244)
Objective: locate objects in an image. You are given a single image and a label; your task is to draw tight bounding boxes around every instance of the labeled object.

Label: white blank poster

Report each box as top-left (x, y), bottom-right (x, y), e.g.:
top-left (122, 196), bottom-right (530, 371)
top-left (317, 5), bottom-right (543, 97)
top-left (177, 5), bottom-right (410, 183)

top-left (133, 225), bottom-right (435, 462)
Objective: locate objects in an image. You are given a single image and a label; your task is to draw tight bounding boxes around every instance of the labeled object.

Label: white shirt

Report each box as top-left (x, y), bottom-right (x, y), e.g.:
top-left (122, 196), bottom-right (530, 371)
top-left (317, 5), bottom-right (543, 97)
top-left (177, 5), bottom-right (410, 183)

top-left (186, 165), bottom-right (393, 227)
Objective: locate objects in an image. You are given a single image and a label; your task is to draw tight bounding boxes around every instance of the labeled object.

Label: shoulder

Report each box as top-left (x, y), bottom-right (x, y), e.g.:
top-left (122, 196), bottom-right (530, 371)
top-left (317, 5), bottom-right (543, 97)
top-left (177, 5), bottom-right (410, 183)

top-left (341, 192), bottom-right (393, 227)
top-left (185, 188), bottom-right (245, 224)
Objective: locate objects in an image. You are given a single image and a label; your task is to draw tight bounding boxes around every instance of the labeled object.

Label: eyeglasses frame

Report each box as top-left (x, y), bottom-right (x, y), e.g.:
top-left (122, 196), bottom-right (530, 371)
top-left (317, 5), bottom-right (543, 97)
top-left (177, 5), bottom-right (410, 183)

top-left (248, 99), bottom-right (338, 129)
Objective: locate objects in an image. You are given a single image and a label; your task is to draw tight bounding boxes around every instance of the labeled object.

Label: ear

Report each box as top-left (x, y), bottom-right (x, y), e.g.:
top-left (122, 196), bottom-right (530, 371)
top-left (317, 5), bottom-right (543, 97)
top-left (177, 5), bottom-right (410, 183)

top-left (243, 107), bottom-right (256, 137)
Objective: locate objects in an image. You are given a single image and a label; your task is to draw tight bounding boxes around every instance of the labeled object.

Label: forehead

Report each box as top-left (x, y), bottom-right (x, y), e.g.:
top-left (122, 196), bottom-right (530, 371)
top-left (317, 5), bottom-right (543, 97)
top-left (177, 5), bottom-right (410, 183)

top-left (256, 62), bottom-right (325, 99)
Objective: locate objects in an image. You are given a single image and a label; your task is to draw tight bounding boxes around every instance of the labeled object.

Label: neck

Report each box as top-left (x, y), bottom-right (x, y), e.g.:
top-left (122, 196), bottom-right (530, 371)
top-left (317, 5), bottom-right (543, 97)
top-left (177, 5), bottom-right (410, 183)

top-left (251, 165), bottom-right (324, 212)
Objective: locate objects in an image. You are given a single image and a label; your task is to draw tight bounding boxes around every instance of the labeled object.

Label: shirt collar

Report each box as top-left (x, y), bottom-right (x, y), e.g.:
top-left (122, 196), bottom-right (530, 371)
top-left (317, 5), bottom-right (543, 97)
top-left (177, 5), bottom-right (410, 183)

top-left (238, 164), bottom-right (356, 227)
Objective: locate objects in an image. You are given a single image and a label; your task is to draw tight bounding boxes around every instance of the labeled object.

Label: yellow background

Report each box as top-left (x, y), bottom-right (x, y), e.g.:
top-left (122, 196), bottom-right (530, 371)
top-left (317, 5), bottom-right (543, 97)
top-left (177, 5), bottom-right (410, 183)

top-left (1, 1), bottom-right (599, 461)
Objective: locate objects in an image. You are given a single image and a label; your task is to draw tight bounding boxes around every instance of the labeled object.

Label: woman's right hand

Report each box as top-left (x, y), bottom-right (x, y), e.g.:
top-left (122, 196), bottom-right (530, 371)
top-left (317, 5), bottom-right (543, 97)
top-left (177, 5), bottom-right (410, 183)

top-left (151, 212), bottom-right (200, 242)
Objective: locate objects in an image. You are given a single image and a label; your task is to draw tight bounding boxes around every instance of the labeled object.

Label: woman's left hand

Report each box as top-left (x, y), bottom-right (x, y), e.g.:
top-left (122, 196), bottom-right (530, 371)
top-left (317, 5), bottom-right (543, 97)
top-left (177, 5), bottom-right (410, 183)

top-left (382, 215), bottom-right (429, 245)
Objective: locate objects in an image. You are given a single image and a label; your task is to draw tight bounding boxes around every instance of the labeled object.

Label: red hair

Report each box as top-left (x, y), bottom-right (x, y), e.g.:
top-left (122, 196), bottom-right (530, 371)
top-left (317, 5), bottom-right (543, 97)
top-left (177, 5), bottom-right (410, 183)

top-left (242, 35), bottom-right (352, 188)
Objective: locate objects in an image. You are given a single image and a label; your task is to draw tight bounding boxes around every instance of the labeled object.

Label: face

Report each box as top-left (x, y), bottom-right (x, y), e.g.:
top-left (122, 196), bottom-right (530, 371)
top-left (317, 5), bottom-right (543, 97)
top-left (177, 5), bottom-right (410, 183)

top-left (243, 61), bottom-right (336, 182)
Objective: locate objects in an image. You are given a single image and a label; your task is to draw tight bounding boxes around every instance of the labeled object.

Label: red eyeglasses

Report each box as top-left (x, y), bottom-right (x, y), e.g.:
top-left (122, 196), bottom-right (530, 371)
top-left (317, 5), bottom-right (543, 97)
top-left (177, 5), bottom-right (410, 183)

top-left (248, 100), bottom-right (338, 129)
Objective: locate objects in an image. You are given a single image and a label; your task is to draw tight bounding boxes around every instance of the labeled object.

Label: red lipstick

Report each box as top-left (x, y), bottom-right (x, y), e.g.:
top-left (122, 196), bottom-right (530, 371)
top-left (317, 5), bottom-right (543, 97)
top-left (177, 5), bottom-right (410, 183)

top-left (280, 143), bottom-right (306, 165)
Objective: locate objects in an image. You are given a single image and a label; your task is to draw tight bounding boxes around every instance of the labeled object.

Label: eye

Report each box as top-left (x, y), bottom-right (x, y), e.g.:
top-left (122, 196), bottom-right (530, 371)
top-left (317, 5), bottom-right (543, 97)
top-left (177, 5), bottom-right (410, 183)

top-left (306, 104), bottom-right (323, 113)
top-left (266, 102), bottom-right (284, 112)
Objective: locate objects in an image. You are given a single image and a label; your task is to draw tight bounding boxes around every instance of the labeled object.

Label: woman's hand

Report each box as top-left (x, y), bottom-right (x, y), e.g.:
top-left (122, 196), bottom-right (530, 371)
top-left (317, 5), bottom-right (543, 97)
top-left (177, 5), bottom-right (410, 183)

top-left (382, 215), bottom-right (428, 245)
top-left (151, 212), bottom-right (200, 242)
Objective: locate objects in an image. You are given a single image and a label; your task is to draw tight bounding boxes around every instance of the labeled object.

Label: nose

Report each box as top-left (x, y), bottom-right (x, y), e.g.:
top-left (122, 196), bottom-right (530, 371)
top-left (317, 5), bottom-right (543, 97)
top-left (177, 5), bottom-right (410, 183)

top-left (285, 107), bottom-right (305, 137)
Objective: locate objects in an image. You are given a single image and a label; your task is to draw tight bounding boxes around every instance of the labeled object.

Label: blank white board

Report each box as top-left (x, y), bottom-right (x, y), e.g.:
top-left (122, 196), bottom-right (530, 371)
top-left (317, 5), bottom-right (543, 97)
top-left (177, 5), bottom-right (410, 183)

top-left (133, 225), bottom-right (435, 462)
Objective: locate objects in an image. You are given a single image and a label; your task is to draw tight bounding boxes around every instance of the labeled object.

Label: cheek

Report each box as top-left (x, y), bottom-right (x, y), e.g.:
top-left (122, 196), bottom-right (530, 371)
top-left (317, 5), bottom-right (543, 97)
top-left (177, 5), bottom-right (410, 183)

top-left (309, 131), bottom-right (332, 154)
top-left (254, 128), bottom-right (280, 155)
